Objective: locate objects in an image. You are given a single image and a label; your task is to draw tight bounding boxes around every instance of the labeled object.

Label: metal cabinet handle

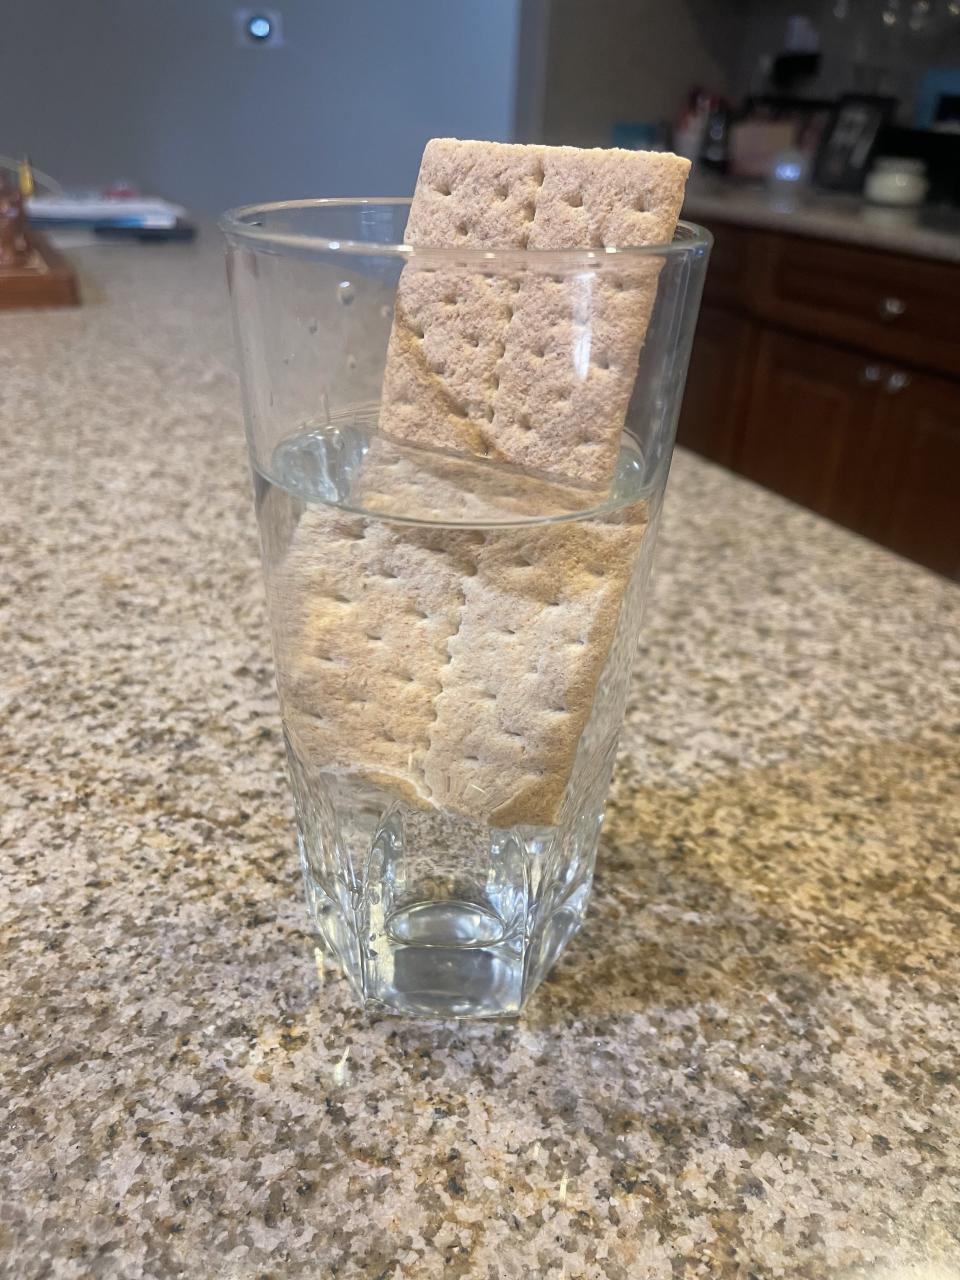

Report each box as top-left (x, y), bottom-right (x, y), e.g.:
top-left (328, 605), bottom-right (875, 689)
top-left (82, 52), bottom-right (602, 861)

top-left (878, 296), bottom-right (906, 321)
top-left (861, 364), bottom-right (883, 384)
top-left (885, 370), bottom-right (911, 394)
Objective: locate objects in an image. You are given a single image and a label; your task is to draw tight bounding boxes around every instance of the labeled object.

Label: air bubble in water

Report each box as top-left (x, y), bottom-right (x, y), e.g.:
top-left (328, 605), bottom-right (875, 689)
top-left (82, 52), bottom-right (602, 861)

top-left (338, 280), bottom-right (355, 306)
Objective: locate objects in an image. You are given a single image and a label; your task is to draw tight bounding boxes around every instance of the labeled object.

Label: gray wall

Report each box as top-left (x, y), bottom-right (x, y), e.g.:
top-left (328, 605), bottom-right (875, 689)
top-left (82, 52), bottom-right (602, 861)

top-left (536, 0), bottom-right (960, 148)
top-left (1, 0), bottom-right (521, 213)
top-left (540, 0), bottom-right (745, 147)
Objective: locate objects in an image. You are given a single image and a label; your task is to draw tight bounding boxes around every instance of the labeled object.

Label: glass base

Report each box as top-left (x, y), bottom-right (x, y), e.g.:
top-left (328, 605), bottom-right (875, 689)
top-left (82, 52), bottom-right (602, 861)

top-left (369, 898), bottom-right (524, 1018)
top-left (309, 874), bottom-right (591, 1019)
top-left (289, 739), bottom-right (607, 1018)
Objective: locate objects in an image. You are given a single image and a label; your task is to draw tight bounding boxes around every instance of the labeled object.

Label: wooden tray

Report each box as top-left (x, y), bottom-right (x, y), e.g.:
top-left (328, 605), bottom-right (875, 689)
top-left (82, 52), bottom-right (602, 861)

top-left (0, 230), bottom-right (79, 309)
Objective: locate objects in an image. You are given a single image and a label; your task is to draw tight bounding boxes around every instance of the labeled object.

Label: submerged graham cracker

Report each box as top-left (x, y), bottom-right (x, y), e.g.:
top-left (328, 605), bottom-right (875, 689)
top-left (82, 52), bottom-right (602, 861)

top-left (273, 507), bottom-right (479, 806)
top-left (381, 139), bottom-right (690, 485)
top-left (276, 462), bottom-right (648, 825)
top-left (356, 432), bottom-right (604, 524)
top-left (423, 503), bottom-right (648, 826)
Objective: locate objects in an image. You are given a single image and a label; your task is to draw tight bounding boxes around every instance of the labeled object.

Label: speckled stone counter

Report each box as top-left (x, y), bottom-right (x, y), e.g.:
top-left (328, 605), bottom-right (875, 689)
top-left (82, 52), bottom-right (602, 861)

top-left (684, 178), bottom-right (960, 262)
top-left (2, 237), bottom-right (959, 1280)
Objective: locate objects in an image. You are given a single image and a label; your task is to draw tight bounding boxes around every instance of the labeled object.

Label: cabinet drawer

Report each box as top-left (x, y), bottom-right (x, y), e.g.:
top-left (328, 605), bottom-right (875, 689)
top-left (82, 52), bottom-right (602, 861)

top-left (756, 234), bottom-right (960, 379)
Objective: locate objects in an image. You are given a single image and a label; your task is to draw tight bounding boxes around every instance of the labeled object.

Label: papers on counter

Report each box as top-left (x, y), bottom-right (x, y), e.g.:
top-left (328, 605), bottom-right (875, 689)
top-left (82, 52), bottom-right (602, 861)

top-left (27, 193), bottom-right (187, 229)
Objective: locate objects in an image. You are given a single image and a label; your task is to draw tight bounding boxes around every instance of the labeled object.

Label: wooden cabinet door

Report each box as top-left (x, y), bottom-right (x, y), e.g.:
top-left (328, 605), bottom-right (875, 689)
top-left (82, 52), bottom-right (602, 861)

top-left (676, 306), bottom-right (754, 467)
top-left (699, 223), bottom-right (755, 310)
top-left (736, 329), bottom-right (880, 522)
top-left (737, 330), bottom-right (960, 578)
top-left (872, 370), bottom-right (960, 580)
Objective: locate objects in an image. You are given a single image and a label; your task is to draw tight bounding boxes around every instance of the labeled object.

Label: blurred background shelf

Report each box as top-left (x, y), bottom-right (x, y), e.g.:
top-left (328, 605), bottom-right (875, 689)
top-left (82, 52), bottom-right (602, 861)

top-left (0, 228), bottom-right (79, 309)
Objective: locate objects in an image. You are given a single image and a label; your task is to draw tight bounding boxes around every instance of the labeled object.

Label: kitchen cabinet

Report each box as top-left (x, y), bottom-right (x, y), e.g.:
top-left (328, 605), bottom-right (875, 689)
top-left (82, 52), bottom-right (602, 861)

top-left (676, 308), bottom-right (753, 468)
top-left (678, 222), bottom-right (960, 579)
top-left (873, 369), bottom-right (960, 579)
top-left (754, 233), bottom-right (960, 381)
top-left (736, 329), bottom-right (872, 523)
top-left (734, 330), bottom-right (960, 576)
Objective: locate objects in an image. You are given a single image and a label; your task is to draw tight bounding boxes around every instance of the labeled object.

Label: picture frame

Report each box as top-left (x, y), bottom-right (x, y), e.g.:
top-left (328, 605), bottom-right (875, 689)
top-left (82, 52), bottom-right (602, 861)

top-left (813, 94), bottom-right (897, 192)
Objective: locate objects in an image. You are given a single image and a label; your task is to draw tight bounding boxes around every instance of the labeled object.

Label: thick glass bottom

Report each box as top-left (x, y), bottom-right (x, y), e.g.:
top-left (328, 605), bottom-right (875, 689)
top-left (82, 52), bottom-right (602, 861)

top-left (366, 897), bottom-right (523, 1018)
top-left (289, 741), bottom-right (608, 1018)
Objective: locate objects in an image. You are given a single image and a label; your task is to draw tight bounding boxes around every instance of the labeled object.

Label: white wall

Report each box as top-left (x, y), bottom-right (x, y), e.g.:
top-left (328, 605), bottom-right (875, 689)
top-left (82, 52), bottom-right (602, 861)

top-left (1, 0), bottom-right (522, 212)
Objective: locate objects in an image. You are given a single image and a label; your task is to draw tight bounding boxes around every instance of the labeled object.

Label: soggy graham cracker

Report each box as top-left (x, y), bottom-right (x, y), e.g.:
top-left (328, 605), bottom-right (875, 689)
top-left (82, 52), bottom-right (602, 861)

top-left (275, 492), bottom-right (648, 825)
top-left (423, 504), bottom-right (649, 825)
top-left (381, 139), bottom-right (690, 485)
top-left (355, 432), bottom-right (604, 524)
top-left (274, 507), bottom-right (479, 808)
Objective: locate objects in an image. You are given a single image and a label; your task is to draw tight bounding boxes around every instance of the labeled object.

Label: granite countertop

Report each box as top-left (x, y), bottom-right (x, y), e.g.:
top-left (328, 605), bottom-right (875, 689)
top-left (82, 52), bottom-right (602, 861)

top-left (2, 237), bottom-right (959, 1280)
top-left (684, 177), bottom-right (960, 262)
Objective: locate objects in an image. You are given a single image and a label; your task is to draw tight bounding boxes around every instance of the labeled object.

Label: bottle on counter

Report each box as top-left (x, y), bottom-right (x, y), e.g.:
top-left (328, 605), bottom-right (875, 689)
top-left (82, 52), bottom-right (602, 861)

top-left (699, 97), bottom-right (731, 175)
top-left (674, 89), bottom-right (711, 163)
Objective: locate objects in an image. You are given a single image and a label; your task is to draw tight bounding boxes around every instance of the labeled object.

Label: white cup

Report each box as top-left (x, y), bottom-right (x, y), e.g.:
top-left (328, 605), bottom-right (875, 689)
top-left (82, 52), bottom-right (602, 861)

top-left (864, 157), bottom-right (929, 207)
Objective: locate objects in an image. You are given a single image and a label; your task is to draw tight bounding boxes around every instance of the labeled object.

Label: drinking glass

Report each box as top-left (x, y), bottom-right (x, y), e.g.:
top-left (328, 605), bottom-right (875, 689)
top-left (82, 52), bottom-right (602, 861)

top-left (221, 199), bottom-right (709, 1017)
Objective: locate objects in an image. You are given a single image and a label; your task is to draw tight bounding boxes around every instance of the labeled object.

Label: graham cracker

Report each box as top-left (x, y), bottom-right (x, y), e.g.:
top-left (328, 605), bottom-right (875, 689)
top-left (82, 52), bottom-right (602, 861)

top-left (422, 503), bottom-right (649, 826)
top-left (355, 432), bottom-right (605, 525)
top-left (273, 507), bottom-right (478, 807)
top-left (275, 491), bottom-right (648, 825)
top-left (276, 139), bottom-right (688, 825)
top-left (380, 139), bottom-right (690, 485)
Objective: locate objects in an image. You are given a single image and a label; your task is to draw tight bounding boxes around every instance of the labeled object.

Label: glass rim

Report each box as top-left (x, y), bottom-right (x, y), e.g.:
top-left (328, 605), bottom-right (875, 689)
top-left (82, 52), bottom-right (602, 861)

top-left (219, 197), bottom-right (711, 264)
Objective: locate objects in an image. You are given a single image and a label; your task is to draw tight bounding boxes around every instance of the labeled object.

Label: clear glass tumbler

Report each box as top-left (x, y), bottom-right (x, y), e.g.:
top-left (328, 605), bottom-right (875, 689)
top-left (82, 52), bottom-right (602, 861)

top-left (221, 199), bottom-right (709, 1018)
